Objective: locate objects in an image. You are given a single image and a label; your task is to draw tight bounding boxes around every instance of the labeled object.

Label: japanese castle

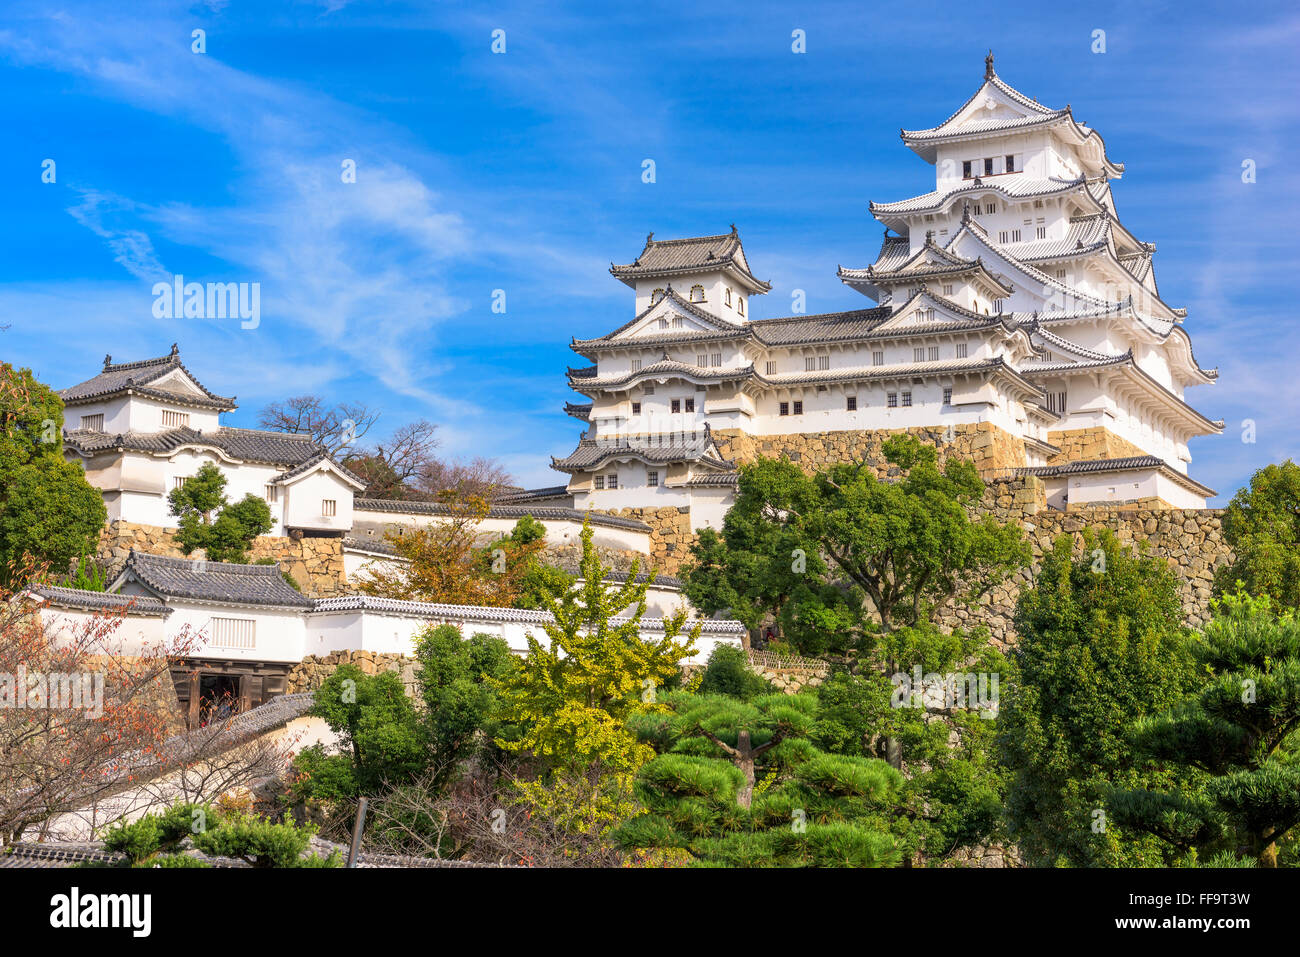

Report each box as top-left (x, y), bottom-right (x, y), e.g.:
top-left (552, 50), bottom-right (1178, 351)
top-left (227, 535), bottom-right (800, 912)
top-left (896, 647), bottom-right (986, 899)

top-left (553, 53), bottom-right (1220, 520)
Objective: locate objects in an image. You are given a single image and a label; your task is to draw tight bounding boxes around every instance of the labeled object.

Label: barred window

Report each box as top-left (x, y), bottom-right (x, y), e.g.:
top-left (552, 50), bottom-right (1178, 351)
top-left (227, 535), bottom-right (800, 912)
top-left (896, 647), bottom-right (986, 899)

top-left (162, 409), bottom-right (189, 428)
top-left (846, 396), bottom-right (857, 411)
top-left (779, 401), bottom-right (789, 416)
top-left (631, 358), bottom-right (642, 372)
top-left (805, 357), bottom-right (816, 371)
top-left (818, 356), bottom-right (829, 370)
top-left (887, 393), bottom-right (898, 408)
top-left (210, 617), bottom-right (255, 650)
top-left (956, 342), bottom-right (968, 358)
top-left (671, 399), bottom-right (681, 413)
top-left (943, 387), bottom-right (953, 405)
top-left (81, 414), bottom-right (104, 431)
top-left (765, 361), bottom-right (776, 375)
top-left (690, 284), bottom-right (705, 302)
top-left (631, 401), bottom-right (641, 414)
top-left (902, 391), bottom-right (912, 407)
top-left (914, 347), bottom-right (925, 362)
top-left (647, 470), bottom-right (659, 487)
top-left (685, 398), bottom-right (695, 413)
top-left (322, 499), bottom-right (337, 517)
top-left (872, 351), bottom-right (884, 366)
top-left (265, 484), bottom-right (278, 503)
top-left (711, 353), bottom-right (722, 367)
top-left (792, 400), bottom-right (803, 415)
top-left (928, 346), bottom-right (939, 361)
top-left (606, 473), bottom-right (618, 490)
top-left (594, 475), bottom-right (605, 489)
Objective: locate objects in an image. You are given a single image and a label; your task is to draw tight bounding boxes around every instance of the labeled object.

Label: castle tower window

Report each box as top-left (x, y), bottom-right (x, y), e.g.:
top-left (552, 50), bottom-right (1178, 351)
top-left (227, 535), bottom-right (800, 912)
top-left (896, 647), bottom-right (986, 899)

top-left (606, 474), bottom-right (618, 489)
top-left (818, 356), bottom-right (829, 370)
top-left (725, 287), bottom-right (733, 306)
top-left (873, 351), bottom-right (884, 366)
top-left (956, 342), bottom-right (968, 358)
top-left (671, 399), bottom-right (681, 413)
top-left (631, 401), bottom-right (641, 414)
top-left (779, 401), bottom-right (790, 416)
top-left (647, 470), bottom-right (659, 487)
top-left (1036, 226), bottom-right (1047, 240)
top-left (322, 499), bottom-right (337, 517)
top-left (962, 160), bottom-right (972, 178)
top-left (173, 476), bottom-right (190, 491)
top-left (690, 284), bottom-right (705, 302)
top-left (805, 357), bottom-right (816, 371)
top-left (914, 347), bottom-right (925, 362)
top-left (901, 391), bottom-right (912, 407)
top-left (81, 413), bottom-right (104, 431)
top-left (887, 392), bottom-right (898, 408)
top-left (643, 383), bottom-right (654, 395)
top-left (673, 317), bottom-right (683, 328)
top-left (594, 475), bottom-right (605, 489)
top-left (1005, 154), bottom-right (1016, 173)
top-left (737, 297), bottom-right (745, 316)
top-left (765, 360), bottom-right (776, 375)
top-left (162, 409), bottom-right (189, 428)
top-left (928, 346), bottom-right (939, 360)
top-left (711, 353), bottom-right (722, 367)
top-left (697, 355), bottom-right (707, 367)
top-left (846, 396), bottom-right (857, 411)
top-left (792, 400), bottom-right (803, 415)
top-left (651, 288), bottom-right (665, 304)
top-left (942, 284), bottom-right (953, 295)
top-left (985, 202), bottom-right (996, 214)
top-left (265, 484), bottom-right (278, 503)
top-left (943, 387), bottom-right (953, 405)
top-left (631, 358), bottom-right (642, 371)
top-left (684, 397), bottom-right (695, 413)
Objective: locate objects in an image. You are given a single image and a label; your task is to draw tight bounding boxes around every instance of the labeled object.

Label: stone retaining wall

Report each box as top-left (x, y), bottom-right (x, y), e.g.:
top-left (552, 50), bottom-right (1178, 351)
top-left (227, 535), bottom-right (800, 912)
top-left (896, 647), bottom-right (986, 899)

top-left (98, 521), bottom-right (348, 597)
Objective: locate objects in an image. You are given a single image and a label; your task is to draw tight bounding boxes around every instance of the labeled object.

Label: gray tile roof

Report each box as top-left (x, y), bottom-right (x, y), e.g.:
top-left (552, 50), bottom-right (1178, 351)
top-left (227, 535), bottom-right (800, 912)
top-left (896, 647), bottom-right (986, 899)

top-left (610, 228), bottom-right (771, 293)
top-left (272, 449), bottom-right (368, 490)
top-left (490, 485), bottom-right (573, 505)
top-left (871, 176), bottom-right (1086, 217)
top-left (563, 402), bottom-right (592, 421)
top-left (111, 550), bottom-right (315, 608)
top-left (30, 585), bottom-right (172, 617)
top-left (570, 358), bottom-right (755, 390)
top-left (552, 430), bottom-right (734, 473)
top-left (59, 345), bottom-right (236, 410)
top-left (312, 595), bottom-right (746, 635)
top-left (352, 498), bottom-right (651, 532)
top-left (65, 424), bottom-right (316, 465)
top-left (1015, 455), bottom-right (1216, 498)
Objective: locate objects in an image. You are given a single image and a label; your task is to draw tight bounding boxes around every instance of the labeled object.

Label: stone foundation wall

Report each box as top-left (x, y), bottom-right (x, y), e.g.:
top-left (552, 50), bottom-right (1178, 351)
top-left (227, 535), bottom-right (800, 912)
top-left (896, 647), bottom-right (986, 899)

top-left (98, 521), bottom-right (348, 598)
top-left (939, 477), bottom-right (1231, 646)
top-left (287, 650), bottom-right (422, 696)
top-left (713, 422), bottom-right (1028, 477)
top-left (600, 506), bottom-right (695, 576)
top-left (1046, 426), bottom-right (1150, 465)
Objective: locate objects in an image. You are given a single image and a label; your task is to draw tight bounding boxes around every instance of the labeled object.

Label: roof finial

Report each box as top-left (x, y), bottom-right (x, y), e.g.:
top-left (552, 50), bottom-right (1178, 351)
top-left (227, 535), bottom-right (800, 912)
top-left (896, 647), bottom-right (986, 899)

top-left (729, 223), bottom-right (737, 234)
top-left (925, 229), bottom-right (934, 243)
top-left (169, 342), bottom-right (179, 356)
top-left (984, 50), bottom-right (995, 80)
top-left (103, 354), bottom-right (112, 370)
top-left (961, 201), bottom-right (972, 225)
top-left (646, 231), bottom-right (654, 244)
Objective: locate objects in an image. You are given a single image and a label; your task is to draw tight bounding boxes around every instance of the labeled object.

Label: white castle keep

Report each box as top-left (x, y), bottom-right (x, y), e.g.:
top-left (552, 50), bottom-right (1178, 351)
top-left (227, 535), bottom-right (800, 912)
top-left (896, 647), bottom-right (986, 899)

top-left (552, 53), bottom-right (1220, 519)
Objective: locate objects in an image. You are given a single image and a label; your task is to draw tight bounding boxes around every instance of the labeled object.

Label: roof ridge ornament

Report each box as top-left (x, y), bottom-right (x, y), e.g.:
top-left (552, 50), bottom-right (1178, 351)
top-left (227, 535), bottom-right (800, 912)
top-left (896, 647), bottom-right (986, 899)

top-left (961, 202), bottom-right (972, 225)
top-left (103, 354), bottom-right (112, 370)
top-left (984, 50), bottom-right (995, 80)
top-left (169, 343), bottom-right (179, 357)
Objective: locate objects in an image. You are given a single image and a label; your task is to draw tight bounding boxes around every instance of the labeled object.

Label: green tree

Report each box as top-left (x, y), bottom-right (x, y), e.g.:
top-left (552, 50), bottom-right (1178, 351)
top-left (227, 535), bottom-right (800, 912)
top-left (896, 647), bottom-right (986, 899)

top-left (696, 644), bottom-right (773, 700)
top-left (0, 363), bottom-right (105, 584)
top-left (298, 664), bottom-right (426, 796)
top-left (169, 462), bottom-right (272, 562)
top-left (617, 691), bottom-right (903, 867)
top-left (414, 624), bottom-right (518, 793)
top-left (493, 519), bottom-right (699, 829)
top-left (997, 530), bottom-right (1198, 867)
top-left (1109, 592), bottom-right (1300, 867)
top-left (1213, 460), bottom-right (1300, 610)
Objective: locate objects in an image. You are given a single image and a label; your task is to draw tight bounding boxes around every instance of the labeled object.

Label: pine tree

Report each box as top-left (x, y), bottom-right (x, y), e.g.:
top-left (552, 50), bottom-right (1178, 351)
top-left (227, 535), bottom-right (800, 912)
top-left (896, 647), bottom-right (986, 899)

top-left (616, 691), bottom-right (902, 867)
top-left (1109, 592), bottom-right (1300, 867)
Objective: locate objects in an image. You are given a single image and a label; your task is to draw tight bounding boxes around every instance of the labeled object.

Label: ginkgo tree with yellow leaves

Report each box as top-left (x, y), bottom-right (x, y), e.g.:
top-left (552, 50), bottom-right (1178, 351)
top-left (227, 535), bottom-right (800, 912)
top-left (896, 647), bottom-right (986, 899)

top-left (493, 518), bottom-right (701, 833)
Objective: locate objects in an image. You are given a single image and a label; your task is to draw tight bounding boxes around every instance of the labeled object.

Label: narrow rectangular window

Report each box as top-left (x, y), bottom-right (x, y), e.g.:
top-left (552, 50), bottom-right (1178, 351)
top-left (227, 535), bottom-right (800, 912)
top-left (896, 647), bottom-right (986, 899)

top-left (846, 396), bottom-right (857, 411)
top-left (265, 484), bottom-right (278, 503)
top-left (779, 401), bottom-right (789, 416)
top-left (697, 355), bottom-right (707, 367)
top-left (872, 351), bottom-right (884, 366)
top-left (985, 202), bottom-right (995, 214)
top-left (684, 397), bottom-right (695, 413)
top-left (81, 413), bottom-right (104, 431)
top-left (792, 400), bottom-right (803, 415)
top-left (322, 499), bottom-right (337, 517)
top-left (765, 361), bottom-right (776, 375)
top-left (671, 399), bottom-right (681, 413)
top-left (711, 353), bottom-right (722, 367)
top-left (173, 476), bottom-right (189, 491)
top-left (984, 157), bottom-right (993, 176)
top-left (643, 383), bottom-right (654, 395)
top-left (631, 401), bottom-right (641, 414)
top-left (962, 160), bottom-right (972, 178)
top-left (607, 474), bottom-right (618, 489)
top-left (956, 342), bottom-right (968, 358)
top-left (818, 356), bottom-right (829, 370)
top-left (928, 346), bottom-right (939, 361)
top-left (943, 387), bottom-right (953, 405)
top-left (902, 391), bottom-right (912, 407)
top-left (1036, 226), bottom-right (1047, 240)
top-left (594, 475), bottom-right (605, 489)
top-left (999, 230), bottom-right (1008, 244)
top-left (914, 347), bottom-right (925, 362)
top-left (887, 393), bottom-right (898, 408)
top-left (161, 410), bottom-right (189, 428)
top-left (1012, 229), bottom-right (1021, 242)
top-left (647, 470), bottom-right (658, 487)
top-left (805, 357), bottom-right (816, 371)
top-left (1005, 154), bottom-right (1015, 173)
top-left (942, 284), bottom-right (953, 295)
top-left (631, 358), bottom-right (642, 372)
top-left (672, 317), bottom-right (683, 328)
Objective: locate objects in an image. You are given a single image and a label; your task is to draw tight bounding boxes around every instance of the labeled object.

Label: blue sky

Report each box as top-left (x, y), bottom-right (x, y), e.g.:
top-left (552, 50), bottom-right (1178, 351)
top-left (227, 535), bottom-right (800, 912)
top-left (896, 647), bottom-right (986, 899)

top-left (0, 0), bottom-right (1295, 501)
